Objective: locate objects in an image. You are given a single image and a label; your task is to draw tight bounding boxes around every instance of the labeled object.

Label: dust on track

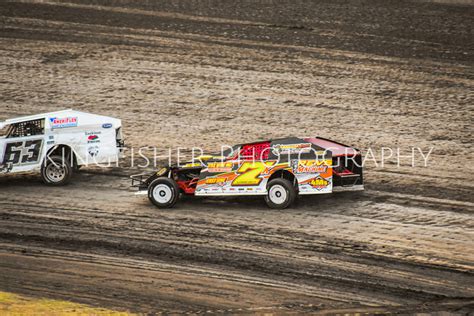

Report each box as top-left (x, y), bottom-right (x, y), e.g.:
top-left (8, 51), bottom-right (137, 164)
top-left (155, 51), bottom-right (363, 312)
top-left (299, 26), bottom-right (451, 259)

top-left (0, 0), bottom-right (473, 314)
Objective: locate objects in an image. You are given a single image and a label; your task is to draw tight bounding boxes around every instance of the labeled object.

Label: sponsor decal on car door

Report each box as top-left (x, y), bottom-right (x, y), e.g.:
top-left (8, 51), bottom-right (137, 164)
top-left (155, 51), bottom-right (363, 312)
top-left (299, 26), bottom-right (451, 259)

top-left (295, 159), bottom-right (333, 194)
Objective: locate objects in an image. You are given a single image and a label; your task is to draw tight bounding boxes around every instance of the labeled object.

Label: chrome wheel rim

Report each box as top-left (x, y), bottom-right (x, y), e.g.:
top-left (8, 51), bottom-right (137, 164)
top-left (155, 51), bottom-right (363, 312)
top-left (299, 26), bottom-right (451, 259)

top-left (46, 163), bottom-right (66, 182)
top-left (269, 184), bottom-right (287, 205)
top-left (153, 184), bottom-right (173, 204)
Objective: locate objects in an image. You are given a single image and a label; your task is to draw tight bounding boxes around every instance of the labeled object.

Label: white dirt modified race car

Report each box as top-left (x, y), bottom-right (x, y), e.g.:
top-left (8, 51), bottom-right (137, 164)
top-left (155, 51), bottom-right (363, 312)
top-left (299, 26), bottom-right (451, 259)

top-left (0, 109), bottom-right (124, 185)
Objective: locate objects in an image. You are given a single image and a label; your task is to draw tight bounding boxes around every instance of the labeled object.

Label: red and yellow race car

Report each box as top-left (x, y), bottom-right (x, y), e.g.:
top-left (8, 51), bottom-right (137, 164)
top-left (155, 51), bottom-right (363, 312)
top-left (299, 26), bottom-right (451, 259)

top-left (131, 137), bottom-right (363, 209)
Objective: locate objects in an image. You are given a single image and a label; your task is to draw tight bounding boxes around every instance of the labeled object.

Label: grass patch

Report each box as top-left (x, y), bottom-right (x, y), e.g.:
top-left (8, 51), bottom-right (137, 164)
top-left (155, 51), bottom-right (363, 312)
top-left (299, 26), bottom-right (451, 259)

top-left (0, 291), bottom-right (133, 315)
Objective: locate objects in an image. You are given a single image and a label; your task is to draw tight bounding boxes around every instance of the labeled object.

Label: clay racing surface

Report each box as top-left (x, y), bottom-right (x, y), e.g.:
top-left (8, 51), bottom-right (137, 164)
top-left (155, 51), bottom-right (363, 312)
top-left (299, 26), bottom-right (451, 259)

top-left (0, 0), bottom-right (473, 314)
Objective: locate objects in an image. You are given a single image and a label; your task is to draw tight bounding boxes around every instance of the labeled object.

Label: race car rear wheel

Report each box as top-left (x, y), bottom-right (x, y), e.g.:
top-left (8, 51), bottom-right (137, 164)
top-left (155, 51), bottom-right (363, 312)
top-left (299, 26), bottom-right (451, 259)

top-left (41, 155), bottom-right (73, 186)
top-left (265, 178), bottom-right (296, 209)
top-left (148, 177), bottom-right (179, 208)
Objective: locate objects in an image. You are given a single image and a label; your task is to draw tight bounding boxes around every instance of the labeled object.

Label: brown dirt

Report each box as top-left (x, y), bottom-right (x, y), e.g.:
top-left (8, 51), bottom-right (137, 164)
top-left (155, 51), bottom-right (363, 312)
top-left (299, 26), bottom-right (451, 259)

top-left (0, 0), bottom-right (473, 314)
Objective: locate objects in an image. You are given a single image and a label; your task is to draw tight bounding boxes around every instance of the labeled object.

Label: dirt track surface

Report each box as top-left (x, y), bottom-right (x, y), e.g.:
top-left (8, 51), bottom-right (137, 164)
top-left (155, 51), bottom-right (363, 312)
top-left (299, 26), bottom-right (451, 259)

top-left (0, 0), bottom-right (473, 314)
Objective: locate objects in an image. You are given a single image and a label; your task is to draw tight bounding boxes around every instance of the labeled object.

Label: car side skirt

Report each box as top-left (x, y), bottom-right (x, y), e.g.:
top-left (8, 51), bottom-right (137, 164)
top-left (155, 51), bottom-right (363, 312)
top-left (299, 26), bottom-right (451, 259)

top-left (195, 191), bottom-right (267, 196)
top-left (332, 185), bottom-right (364, 192)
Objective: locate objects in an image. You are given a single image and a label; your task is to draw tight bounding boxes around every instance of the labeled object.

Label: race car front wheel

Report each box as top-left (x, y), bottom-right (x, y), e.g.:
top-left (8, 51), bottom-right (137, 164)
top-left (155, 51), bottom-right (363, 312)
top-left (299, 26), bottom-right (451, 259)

top-left (264, 178), bottom-right (296, 209)
top-left (148, 177), bottom-right (179, 208)
top-left (41, 155), bottom-right (73, 186)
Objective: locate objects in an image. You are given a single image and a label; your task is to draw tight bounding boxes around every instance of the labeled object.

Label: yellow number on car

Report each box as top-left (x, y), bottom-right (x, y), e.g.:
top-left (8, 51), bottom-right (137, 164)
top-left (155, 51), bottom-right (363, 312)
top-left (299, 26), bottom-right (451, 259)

top-left (232, 162), bottom-right (274, 186)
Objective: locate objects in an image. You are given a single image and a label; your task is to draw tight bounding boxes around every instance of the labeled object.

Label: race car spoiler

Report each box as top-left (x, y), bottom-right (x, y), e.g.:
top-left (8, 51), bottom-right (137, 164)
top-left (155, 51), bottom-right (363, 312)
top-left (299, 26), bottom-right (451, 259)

top-left (304, 137), bottom-right (360, 157)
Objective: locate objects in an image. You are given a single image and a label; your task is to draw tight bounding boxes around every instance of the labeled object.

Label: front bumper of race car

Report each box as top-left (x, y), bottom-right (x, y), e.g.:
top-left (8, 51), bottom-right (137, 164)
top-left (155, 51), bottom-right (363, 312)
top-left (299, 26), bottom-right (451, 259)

top-left (134, 190), bottom-right (148, 195)
top-left (130, 172), bottom-right (154, 192)
top-left (130, 167), bottom-right (170, 194)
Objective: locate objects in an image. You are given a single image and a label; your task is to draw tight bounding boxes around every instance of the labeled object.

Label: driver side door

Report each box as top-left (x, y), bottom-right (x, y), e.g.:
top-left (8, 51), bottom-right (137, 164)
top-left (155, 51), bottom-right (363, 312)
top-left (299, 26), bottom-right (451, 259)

top-left (1, 119), bottom-right (45, 172)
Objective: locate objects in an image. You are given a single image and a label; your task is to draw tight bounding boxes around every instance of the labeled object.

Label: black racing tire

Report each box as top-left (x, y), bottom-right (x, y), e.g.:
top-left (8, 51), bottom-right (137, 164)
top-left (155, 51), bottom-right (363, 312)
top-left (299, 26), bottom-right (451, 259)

top-left (264, 178), bottom-right (297, 209)
top-left (148, 177), bottom-right (180, 208)
top-left (41, 155), bottom-right (73, 186)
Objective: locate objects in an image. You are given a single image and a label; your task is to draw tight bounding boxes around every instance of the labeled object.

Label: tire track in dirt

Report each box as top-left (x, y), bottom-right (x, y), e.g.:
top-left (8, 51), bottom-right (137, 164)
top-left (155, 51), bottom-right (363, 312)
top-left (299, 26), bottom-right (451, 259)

top-left (0, 174), bottom-right (473, 312)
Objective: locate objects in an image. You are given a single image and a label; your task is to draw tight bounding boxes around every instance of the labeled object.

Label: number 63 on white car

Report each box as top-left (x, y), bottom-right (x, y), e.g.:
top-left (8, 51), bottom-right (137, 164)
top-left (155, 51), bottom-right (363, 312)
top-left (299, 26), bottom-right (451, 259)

top-left (0, 109), bottom-right (124, 185)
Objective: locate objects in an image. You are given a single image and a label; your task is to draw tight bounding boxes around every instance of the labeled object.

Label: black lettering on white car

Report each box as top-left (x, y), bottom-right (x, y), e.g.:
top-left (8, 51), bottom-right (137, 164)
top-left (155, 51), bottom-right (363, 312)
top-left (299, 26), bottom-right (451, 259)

top-left (3, 141), bottom-right (23, 164)
top-left (3, 139), bottom-right (43, 165)
top-left (21, 139), bottom-right (43, 163)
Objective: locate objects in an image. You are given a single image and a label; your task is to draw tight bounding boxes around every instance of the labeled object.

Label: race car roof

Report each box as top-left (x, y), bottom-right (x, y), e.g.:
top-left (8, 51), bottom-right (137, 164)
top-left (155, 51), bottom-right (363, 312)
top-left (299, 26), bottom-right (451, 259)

top-left (227, 137), bottom-right (330, 161)
top-left (2, 109), bottom-right (121, 127)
